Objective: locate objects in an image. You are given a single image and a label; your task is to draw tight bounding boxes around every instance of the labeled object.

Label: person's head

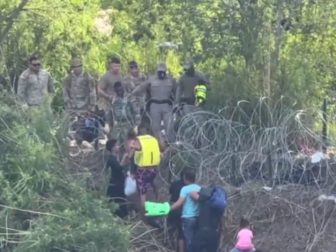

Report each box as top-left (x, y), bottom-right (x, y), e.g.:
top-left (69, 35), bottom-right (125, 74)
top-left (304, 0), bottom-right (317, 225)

top-left (157, 63), bottom-right (167, 80)
top-left (109, 57), bottom-right (121, 75)
top-left (28, 54), bottom-right (41, 73)
top-left (240, 217), bottom-right (250, 229)
top-left (183, 169), bottom-right (196, 184)
top-left (114, 81), bottom-right (124, 97)
top-left (137, 124), bottom-right (150, 135)
top-left (106, 139), bottom-right (120, 153)
top-left (127, 129), bottom-right (138, 140)
top-left (129, 60), bottom-right (139, 77)
top-left (183, 60), bottom-right (195, 76)
top-left (71, 58), bottom-right (83, 76)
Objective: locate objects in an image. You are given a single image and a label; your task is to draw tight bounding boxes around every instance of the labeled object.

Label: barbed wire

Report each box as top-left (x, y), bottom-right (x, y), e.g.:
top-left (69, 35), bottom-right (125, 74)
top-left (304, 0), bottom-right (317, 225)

top-left (164, 98), bottom-right (334, 188)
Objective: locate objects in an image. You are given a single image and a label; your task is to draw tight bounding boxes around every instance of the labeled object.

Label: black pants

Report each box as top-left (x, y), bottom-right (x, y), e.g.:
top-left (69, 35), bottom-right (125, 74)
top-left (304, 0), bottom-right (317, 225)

top-left (107, 184), bottom-right (128, 218)
top-left (191, 227), bottom-right (220, 252)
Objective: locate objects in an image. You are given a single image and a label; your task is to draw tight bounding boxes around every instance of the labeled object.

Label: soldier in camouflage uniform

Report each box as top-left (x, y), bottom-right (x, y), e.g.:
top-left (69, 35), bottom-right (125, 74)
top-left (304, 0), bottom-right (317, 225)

top-left (17, 55), bottom-right (54, 107)
top-left (123, 61), bottom-right (147, 126)
top-left (63, 58), bottom-right (96, 115)
top-left (111, 81), bottom-right (136, 150)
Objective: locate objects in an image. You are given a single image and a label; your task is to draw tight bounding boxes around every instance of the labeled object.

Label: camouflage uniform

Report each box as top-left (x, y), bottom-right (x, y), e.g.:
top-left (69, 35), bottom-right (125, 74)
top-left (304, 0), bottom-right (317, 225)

top-left (63, 71), bottom-right (96, 114)
top-left (111, 96), bottom-right (135, 147)
top-left (123, 73), bottom-right (147, 124)
top-left (17, 68), bottom-right (54, 106)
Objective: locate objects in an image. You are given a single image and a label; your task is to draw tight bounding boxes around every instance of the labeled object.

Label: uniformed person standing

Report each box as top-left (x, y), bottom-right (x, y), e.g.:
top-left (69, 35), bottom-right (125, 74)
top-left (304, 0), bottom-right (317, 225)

top-left (63, 58), bottom-right (96, 114)
top-left (176, 60), bottom-right (209, 106)
top-left (98, 57), bottom-right (123, 131)
top-left (131, 63), bottom-right (176, 142)
top-left (111, 81), bottom-right (136, 150)
top-left (17, 55), bottom-right (54, 107)
top-left (123, 60), bottom-right (147, 125)
top-left (98, 57), bottom-right (123, 111)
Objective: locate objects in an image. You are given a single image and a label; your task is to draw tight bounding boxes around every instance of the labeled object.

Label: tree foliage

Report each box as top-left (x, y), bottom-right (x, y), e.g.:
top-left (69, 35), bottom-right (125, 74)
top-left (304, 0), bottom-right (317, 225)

top-left (0, 94), bottom-right (129, 251)
top-left (1, 0), bottom-right (336, 250)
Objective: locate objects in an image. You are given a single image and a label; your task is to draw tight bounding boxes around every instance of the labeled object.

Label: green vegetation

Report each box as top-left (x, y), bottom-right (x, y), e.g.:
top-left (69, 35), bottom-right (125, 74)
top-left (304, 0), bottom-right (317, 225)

top-left (1, 0), bottom-right (336, 251)
top-left (0, 94), bottom-right (129, 251)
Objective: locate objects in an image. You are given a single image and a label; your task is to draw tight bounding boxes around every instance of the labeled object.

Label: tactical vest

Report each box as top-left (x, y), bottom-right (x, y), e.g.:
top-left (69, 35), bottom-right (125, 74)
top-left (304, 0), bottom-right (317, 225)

top-left (134, 135), bottom-right (161, 167)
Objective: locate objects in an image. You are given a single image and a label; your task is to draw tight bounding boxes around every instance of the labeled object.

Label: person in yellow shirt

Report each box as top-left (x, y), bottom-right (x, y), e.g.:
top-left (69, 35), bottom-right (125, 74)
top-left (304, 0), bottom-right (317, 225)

top-left (127, 126), bottom-right (161, 210)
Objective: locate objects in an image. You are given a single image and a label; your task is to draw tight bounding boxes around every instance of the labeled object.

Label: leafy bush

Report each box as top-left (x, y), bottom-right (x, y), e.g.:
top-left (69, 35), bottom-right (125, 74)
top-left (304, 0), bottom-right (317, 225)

top-left (0, 93), bottom-right (129, 251)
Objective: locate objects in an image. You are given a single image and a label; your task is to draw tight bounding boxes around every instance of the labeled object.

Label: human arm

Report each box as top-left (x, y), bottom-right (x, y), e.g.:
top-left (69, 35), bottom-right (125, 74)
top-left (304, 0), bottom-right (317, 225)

top-left (47, 73), bottom-right (55, 93)
top-left (171, 77), bottom-right (177, 102)
top-left (175, 78), bottom-right (182, 104)
top-left (106, 155), bottom-right (125, 173)
top-left (63, 76), bottom-right (72, 108)
top-left (17, 73), bottom-right (27, 104)
top-left (88, 75), bottom-right (97, 110)
top-left (189, 191), bottom-right (200, 200)
top-left (130, 80), bottom-right (150, 96)
top-left (171, 196), bottom-right (185, 211)
top-left (98, 76), bottom-right (113, 101)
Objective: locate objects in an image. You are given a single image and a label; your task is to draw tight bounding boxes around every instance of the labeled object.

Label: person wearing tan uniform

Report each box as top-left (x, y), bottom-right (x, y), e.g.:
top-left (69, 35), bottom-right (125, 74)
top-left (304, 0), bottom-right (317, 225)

top-left (17, 55), bottom-right (54, 107)
top-left (98, 57), bottom-right (123, 110)
top-left (63, 58), bottom-right (96, 114)
top-left (131, 63), bottom-right (176, 142)
top-left (98, 57), bottom-right (123, 131)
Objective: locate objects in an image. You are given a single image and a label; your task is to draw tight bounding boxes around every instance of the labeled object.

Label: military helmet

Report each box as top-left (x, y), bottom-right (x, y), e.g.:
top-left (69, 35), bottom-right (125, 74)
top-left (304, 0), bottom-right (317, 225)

top-left (71, 58), bottom-right (82, 68)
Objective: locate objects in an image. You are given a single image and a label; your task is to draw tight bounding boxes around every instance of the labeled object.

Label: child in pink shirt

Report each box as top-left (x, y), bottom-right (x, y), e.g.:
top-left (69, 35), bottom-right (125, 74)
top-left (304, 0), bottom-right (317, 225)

top-left (231, 218), bottom-right (255, 252)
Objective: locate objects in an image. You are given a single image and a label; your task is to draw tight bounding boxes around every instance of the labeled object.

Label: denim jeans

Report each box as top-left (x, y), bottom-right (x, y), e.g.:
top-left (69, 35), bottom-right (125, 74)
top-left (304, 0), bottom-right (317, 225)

top-left (182, 217), bottom-right (198, 252)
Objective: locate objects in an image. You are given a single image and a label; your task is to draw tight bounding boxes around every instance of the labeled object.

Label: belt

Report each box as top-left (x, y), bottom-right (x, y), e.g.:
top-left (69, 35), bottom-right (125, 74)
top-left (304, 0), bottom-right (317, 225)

top-left (149, 99), bottom-right (173, 105)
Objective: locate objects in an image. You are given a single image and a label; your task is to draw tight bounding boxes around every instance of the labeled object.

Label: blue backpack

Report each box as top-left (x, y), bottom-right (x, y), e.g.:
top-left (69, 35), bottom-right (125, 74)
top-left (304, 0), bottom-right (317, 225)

top-left (209, 186), bottom-right (228, 211)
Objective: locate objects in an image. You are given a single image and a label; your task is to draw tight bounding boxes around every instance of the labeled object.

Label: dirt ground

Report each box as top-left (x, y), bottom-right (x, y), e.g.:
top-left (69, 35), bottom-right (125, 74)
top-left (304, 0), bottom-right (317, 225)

top-left (65, 145), bottom-right (336, 252)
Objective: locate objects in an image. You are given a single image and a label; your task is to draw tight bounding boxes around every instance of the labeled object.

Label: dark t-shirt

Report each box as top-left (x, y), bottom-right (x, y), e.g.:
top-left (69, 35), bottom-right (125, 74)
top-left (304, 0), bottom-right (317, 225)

top-left (168, 179), bottom-right (185, 226)
top-left (169, 179), bottom-right (185, 202)
top-left (198, 188), bottom-right (224, 230)
top-left (106, 154), bottom-right (125, 187)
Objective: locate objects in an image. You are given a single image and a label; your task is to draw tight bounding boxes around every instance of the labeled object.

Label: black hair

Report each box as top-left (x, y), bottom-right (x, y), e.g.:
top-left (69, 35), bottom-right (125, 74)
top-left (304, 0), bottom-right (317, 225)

top-left (129, 60), bottom-right (138, 68)
top-left (29, 54), bottom-right (39, 63)
top-left (240, 217), bottom-right (250, 229)
top-left (179, 170), bottom-right (185, 180)
top-left (127, 129), bottom-right (137, 140)
top-left (137, 124), bottom-right (150, 135)
top-left (113, 81), bottom-right (123, 90)
top-left (183, 169), bottom-right (196, 183)
top-left (106, 139), bottom-right (118, 152)
top-left (109, 57), bottom-right (121, 64)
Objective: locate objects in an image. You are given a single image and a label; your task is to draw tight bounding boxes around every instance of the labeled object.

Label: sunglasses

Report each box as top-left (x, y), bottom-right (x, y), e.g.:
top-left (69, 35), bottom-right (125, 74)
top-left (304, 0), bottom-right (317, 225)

top-left (31, 63), bottom-right (41, 67)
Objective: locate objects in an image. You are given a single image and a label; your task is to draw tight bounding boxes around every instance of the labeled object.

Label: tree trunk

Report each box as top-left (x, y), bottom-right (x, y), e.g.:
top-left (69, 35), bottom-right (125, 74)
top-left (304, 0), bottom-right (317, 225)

top-left (0, 0), bottom-right (30, 46)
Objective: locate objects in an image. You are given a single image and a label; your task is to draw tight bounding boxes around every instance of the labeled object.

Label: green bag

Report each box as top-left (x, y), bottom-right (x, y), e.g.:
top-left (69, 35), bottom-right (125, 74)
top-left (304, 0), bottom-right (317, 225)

top-left (144, 201), bottom-right (171, 217)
